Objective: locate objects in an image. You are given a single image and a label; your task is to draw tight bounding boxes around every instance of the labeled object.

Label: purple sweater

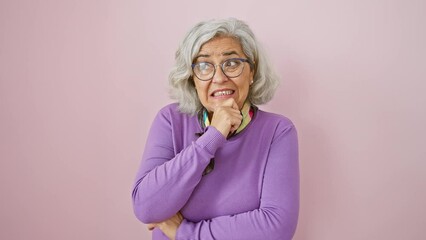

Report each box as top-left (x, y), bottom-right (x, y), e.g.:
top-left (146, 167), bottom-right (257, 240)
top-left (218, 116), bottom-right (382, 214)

top-left (132, 103), bottom-right (299, 240)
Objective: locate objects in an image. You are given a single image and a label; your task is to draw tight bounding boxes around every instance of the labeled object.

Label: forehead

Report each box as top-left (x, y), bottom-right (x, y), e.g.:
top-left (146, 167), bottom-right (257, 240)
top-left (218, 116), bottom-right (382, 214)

top-left (197, 36), bottom-right (244, 56)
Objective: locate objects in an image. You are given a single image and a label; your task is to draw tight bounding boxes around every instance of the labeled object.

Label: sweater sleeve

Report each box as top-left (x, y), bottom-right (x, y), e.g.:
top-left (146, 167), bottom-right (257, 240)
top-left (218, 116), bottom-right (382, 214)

top-left (132, 108), bottom-right (226, 223)
top-left (176, 124), bottom-right (299, 240)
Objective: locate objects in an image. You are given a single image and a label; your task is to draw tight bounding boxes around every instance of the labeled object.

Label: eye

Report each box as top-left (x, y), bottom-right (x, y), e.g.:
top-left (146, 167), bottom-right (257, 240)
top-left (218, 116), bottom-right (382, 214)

top-left (197, 62), bottom-right (212, 72)
top-left (224, 59), bottom-right (241, 68)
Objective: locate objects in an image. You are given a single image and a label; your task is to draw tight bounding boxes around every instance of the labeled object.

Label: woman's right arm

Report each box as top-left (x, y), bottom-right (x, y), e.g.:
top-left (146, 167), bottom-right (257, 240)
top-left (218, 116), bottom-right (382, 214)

top-left (132, 108), bottom-right (226, 224)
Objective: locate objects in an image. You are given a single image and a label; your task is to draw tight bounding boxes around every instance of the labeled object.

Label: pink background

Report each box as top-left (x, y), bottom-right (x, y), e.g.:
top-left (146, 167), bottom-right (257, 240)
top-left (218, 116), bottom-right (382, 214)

top-left (1, 0), bottom-right (425, 239)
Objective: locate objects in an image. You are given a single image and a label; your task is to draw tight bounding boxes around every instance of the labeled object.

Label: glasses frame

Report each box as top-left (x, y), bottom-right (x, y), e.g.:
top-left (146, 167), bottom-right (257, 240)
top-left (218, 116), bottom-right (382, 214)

top-left (191, 58), bottom-right (253, 81)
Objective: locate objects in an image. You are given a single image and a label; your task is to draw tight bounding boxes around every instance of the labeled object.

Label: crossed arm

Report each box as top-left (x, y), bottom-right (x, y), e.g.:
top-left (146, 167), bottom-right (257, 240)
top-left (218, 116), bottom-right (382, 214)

top-left (132, 109), bottom-right (299, 240)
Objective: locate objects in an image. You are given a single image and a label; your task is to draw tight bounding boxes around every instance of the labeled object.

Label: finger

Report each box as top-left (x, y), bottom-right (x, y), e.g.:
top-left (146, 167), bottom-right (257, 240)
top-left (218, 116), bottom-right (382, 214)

top-left (230, 121), bottom-right (241, 132)
top-left (230, 116), bottom-right (243, 132)
top-left (212, 106), bottom-right (239, 119)
top-left (231, 109), bottom-right (244, 117)
top-left (229, 110), bottom-right (243, 120)
top-left (215, 98), bottom-right (237, 109)
top-left (223, 98), bottom-right (239, 110)
top-left (231, 99), bottom-right (239, 111)
top-left (147, 223), bottom-right (157, 231)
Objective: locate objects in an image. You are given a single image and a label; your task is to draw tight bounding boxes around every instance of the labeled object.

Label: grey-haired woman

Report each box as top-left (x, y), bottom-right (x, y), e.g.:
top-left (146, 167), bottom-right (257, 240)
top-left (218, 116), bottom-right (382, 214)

top-left (132, 18), bottom-right (299, 240)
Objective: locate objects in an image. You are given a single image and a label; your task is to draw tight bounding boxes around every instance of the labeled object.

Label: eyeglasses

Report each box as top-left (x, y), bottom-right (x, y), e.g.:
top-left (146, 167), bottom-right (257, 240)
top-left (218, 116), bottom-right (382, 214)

top-left (191, 58), bottom-right (253, 81)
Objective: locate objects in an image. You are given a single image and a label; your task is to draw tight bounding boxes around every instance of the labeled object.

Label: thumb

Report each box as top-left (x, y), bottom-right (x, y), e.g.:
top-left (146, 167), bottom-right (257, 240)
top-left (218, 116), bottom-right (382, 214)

top-left (220, 98), bottom-right (239, 110)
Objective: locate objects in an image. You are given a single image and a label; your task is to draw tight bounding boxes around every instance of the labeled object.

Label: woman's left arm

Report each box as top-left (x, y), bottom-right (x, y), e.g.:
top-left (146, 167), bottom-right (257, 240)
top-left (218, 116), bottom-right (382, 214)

top-left (175, 124), bottom-right (299, 240)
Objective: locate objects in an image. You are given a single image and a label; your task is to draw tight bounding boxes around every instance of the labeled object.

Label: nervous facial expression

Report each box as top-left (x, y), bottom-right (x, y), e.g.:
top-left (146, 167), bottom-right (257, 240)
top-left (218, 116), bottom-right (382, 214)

top-left (192, 36), bottom-right (254, 113)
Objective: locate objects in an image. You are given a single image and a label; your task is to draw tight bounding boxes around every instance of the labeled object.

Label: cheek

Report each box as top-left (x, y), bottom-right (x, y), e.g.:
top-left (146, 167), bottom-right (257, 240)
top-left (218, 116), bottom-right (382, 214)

top-left (240, 84), bottom-right (250, 98)
top-left (194, 82), bottom-right (209, 99)
top-left (238, 75), bottom-right (252, 96)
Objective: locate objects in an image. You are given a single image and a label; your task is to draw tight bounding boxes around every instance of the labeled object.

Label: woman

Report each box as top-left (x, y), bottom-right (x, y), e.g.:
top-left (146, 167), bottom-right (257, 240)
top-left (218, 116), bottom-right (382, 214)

top-left (132, 18), bottom-right (299, 240)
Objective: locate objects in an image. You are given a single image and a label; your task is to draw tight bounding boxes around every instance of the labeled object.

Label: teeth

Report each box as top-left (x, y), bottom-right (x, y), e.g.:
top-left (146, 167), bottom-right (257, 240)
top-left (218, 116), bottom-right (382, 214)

top-left (213, 90), bottom-right (233, 97)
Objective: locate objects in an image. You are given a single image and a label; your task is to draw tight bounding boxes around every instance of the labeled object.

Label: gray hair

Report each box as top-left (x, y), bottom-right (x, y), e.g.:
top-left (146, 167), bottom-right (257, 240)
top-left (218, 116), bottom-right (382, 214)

top-left (169, 18), bottom-right (279, 115)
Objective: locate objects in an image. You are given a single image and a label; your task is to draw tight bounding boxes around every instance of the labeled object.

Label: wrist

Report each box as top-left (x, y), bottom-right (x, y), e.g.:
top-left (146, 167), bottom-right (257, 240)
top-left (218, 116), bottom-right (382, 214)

top-left (210, 123), bottom-right (229, 137)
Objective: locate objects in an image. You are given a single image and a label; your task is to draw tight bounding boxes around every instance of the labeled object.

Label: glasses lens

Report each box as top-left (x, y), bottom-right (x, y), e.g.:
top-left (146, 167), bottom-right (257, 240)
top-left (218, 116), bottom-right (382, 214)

top-left (192, 59), bottom-right (247, 81)
top-left (194, 62), bottom-right (214, 81)
top-left (223, 59), bottom-right (244, 78)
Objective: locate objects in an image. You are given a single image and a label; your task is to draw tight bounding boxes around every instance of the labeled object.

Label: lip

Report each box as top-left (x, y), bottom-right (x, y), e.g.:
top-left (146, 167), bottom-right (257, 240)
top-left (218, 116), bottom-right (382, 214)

top-left (210, 88), bottom-right (235, 98)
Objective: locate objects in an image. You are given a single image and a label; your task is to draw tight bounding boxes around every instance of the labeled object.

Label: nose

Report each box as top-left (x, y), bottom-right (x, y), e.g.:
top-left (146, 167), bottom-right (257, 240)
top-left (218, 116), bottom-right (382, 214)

top-left (211, 65), bottom-right (229, 83)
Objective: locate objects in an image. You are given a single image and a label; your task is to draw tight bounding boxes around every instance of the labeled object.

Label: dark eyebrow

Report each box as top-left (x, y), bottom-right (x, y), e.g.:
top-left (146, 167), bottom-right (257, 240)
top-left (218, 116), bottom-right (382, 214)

top-left (194, 51), bottom-right (240, 62)
top-left (222, 51), bottom-right (239, 56)
top-left (194, 54), bottom-right (210, 61)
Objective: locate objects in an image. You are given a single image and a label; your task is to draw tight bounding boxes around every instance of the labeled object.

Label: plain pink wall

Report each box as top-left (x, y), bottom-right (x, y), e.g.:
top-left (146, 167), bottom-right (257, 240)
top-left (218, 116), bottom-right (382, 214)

top-left (1, 0), bottom-right (425, 239)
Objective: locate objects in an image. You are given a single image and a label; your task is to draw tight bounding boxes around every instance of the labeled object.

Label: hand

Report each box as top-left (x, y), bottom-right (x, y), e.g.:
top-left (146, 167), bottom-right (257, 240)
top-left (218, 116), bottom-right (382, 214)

top-left (210, 98), bottom-right (243, 137)
top-left (147, 212), bottom-right (184, 240)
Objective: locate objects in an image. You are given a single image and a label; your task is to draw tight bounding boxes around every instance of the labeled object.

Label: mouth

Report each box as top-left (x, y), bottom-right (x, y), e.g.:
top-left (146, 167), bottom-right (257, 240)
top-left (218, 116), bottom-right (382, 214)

top-left (211, 89), bottom-right (235, 97)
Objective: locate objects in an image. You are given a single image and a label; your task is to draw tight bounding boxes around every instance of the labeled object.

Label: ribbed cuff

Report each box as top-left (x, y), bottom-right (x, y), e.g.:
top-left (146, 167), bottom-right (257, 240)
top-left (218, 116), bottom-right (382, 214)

top-left (195, 126), bottom-right (226, 155)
